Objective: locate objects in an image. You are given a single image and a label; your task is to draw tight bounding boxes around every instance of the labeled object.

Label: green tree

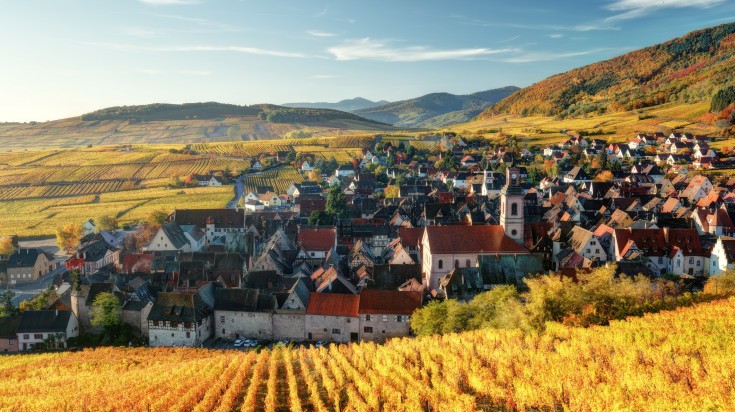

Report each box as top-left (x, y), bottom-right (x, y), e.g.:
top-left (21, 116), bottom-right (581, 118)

top-left (308, 211), bottom-right (331, 225)
top-left (90, 292), bottom-right (122, 334)
top-left (527, 167), bottom-right (540, 184)
top-left (325, 184), bottom-right (347, 219)
top-left (147, 210), bottom-right (169, 226)
top-left (0, 289), bottom-right (16, 317)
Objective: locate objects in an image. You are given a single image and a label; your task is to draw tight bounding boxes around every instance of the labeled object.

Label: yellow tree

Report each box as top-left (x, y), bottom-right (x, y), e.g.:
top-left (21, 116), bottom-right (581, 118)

top-left (55, 223), bottom-right (83, 252)
top-left (594, 170), bottom-right (614, 181)
top-left (0, 236), bottom-right (15, 256)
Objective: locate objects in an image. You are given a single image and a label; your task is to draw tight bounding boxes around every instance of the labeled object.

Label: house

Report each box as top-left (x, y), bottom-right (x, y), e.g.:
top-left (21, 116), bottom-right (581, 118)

top-left (16, 310), bottom-right (79, 351)
top-left (145, 222), bottom-right (196, 252)
top-left (304, 293), bottom-right (359, 343)
top-left (258, 192), bottom-right (282, 208)
top-left (297, 228), bottom-right (337, 260)
top-left (71, 282), bottom-right (117, 333)
top-left (214, 288), bottom-right (276, 340)
top-left (74, 240), bottom-right (121, 275)
top-left (563, 167), bottom-right (592, 184)
top-left (82, 219), bottom-right (96, 235)
top-left (566, 226), bottom-right (608, 264)
top-left (173, 209), bottom-right (248, 252)
top-left (121, 300), bottom-right (154, 338)
top-left (709, 237), bottom-right (735, 276)
top-left (357, 290), bottom-right (421, 343)
top-left (193, 174), bottom-right (223, 187)
top-left (421, 225), bottom-right (529, 292)
top-left (300, 161), bottom-right (313, 172)
top-left (147, 284), bottom-right (215, 347)
top-left (251, 160), bottom-right (263, 171)
top-left (335, 165), bottom-right (356, 177)
top-left (0, 316), bottom-right (20, 352)
top-left (6, 248), bottom-right (54, 284)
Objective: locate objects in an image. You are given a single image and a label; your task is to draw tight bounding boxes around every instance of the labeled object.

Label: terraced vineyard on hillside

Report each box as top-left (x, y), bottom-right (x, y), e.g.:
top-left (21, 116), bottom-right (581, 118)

top-left (2, 298), bottom-right (734, 411)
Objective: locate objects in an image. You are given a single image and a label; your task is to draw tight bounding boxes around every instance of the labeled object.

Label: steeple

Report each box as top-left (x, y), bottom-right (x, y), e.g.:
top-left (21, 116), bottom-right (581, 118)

top-left (500, 165), bottom-right (524, 244)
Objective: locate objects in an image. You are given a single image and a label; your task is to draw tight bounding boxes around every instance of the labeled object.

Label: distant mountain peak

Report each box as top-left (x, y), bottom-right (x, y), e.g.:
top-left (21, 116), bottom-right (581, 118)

top-left (282, 97), bottom-right (389, 113)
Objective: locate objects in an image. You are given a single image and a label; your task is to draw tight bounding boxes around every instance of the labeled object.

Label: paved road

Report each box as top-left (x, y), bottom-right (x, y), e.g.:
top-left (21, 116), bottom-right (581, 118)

top-left (226, 177), bottom-right (244, 208)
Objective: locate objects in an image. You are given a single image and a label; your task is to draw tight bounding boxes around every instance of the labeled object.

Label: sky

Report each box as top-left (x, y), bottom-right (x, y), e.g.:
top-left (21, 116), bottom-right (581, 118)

top-left (1, 0), bottom-right (734, 122)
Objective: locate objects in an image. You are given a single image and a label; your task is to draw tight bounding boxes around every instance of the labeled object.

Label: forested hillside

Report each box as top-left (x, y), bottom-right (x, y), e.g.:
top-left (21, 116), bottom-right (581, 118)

top-left (484, 22), bottom-right (735, 118)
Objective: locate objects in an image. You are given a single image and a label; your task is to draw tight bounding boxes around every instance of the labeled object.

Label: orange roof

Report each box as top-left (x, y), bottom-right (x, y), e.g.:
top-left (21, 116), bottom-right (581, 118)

top-left (399, 227), bottom-right (424, 249)
top-left (305, 293), bottom-right (359, 317)
top-left (298, 228), bottom-right (336, 252)
top-left (424, 225), bottom-right (528, 254)
top-left (358, 290), bottom-right (422, 315)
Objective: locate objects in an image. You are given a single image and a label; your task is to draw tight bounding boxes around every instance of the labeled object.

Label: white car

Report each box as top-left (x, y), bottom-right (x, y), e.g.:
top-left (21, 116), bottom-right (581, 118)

top-left (234, 339), bottom-right (245, 347)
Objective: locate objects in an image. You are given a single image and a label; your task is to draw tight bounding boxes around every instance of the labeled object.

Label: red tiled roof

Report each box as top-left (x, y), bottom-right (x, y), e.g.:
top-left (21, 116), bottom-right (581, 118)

top-left (424, 225), bottom-right (529, 254)
top-left (358, 290), bottom-right (422, 315)
top-left (123, 253), bottom-right (153, 274)
top-left (305, 293), bottom-right (359, 317)
top-left (399, 227), bottom-right (424, 249)
top-left (298, 228), bottom-right (336, 252)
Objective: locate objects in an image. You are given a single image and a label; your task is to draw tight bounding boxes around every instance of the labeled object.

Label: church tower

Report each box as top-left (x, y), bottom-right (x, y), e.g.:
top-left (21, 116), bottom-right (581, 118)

top-left (499, 166), bottom-right (524, 244)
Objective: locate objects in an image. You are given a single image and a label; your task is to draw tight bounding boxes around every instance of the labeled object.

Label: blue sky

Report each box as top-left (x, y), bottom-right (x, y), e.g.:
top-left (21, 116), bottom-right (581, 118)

top-left (1, 0), bottom-right (734, 122)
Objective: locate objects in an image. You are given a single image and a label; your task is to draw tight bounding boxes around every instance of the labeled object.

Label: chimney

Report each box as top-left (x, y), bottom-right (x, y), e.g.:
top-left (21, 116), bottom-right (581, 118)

top-left (55, 309), bottom-right (58, 317)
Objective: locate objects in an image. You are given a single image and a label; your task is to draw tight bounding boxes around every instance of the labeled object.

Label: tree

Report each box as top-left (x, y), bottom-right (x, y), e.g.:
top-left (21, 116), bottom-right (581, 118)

top-left (384, 186), bottom-right (400, 199)
top-left (308, 211), bottom-right (331, 225)
top-left (308, 169), bottom-right (322, 183)
top-left (90, 292), bottom-right (122, 334)
top-left (96, 215), bottom-right (118, 232)
top-left (19, 287), bottom-right (55, 313)
top-left (325, 184), bottom-right (347, 219)
top-left (594, 170), bottom-right (614, 182)
top-left (147, 209), bottom-right (169, 226)
top-left (0, 289), bottom-right (16, 317)
top-left (527, 167), bottom-right (540, 184)
top-left (56, 223), bottom-right (83, 252)
top-left (0, 236), bottom-right (16, 256)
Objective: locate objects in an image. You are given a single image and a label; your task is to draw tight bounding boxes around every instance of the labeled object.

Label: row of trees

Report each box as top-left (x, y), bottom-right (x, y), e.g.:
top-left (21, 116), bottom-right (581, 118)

top-left (410, 265), bottom-right (735, 336)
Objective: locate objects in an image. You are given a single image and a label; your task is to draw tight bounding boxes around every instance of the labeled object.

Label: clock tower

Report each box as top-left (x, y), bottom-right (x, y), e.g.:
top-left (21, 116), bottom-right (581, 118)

top-left (499, 166), bottom-right (524, 244)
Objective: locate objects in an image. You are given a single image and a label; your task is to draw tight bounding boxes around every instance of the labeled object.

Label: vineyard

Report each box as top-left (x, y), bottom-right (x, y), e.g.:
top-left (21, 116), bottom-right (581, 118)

top-left (1, 298), bottom-right (734, 411)
top-left (243, 166), bottom-right (304, 194)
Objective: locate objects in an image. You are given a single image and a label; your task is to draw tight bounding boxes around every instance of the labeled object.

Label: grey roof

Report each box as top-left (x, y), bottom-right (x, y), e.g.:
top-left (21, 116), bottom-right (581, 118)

top-left (122, 300), bottom-right (152, 312)
top-left (162, 222), bottom-right (189, 250)
top-left (214, 288), bottom-right (260, 311)
top-left (147, 291), bottom-right (212, 323)
top-left (8, 248), bottom-right (49, 269)
top-left (17, 310), bottom-right (74, 333)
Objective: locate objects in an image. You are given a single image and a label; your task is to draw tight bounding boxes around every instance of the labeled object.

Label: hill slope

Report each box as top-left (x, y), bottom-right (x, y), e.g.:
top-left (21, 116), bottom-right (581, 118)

top-left (2, 298), bottom-right (734, 411)
top-left (282, 97), bottom-right (390, 112)
top-left (484, 22), bottom-right (735, 118)
top-left (355, 86), bottom-right (519, 128)
top-left (0, 103), bottom-right (394, 150)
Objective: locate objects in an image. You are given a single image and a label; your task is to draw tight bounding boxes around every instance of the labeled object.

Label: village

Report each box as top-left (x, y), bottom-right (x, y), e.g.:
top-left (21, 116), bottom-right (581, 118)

top-left (1, 130), bottom-right (734, 352)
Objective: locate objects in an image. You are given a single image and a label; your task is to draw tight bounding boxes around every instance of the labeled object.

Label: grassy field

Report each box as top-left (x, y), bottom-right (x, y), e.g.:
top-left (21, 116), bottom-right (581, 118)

top-left (447, 101), bottom-right (725, 147)
top-left (0, 116), bottom-right (395, 151)
top-left (1, 297), bottom-right (734, 411)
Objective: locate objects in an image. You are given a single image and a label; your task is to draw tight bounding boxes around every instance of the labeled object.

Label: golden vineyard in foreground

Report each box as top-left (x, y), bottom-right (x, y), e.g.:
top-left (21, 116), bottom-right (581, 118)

top-left (2, 298), bottom-right (735, 411)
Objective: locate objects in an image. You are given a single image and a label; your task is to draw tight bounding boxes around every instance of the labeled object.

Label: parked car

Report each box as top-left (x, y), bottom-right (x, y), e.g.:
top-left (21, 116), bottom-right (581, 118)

top-left (234, 339), bottom-right (245, 347)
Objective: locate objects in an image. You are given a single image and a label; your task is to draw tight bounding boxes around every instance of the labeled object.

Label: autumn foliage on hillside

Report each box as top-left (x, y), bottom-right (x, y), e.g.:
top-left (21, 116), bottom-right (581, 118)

top-left (484, 22), bottom-right (735, 118)
top-left (2, 297), bottom-right (735, 411)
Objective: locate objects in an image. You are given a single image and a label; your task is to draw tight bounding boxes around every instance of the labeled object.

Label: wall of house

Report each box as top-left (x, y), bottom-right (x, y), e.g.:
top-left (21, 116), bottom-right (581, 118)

top-left (122, 303), bottom-right (153, 337)
top-left (358, 313), bottom-right (411, 343)
top-left (709, 242), bottom-right (734, 276)
top-left (272, 311), bottom-right (305, 341)
top-left (304, 314), bottom-right (358, 343)
top-left (148, 315), bottom-right (212, 347)
top-left (0, 337), bottom-right (18, 352)
top-left (215, 310), bottom-right (272, 340)
top-left (422, 249), bottom-right (477, 291)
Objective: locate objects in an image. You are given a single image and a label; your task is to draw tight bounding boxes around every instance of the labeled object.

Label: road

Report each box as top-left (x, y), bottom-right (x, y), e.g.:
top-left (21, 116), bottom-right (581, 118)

top-left (2, 239), bottom-right (70, 307)
top-left (226, 176), bottom-right (244, 208)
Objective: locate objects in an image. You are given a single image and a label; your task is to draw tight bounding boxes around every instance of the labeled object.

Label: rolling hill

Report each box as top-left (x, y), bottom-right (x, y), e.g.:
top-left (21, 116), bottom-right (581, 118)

top-left (354, 86), bottom-right (519, 128)
top-left (483, 22), bottom-right (735, 118)
top-left (0, 103), bottom-right (395, 150)
top-left (282, 97), bottom-right (390, 112)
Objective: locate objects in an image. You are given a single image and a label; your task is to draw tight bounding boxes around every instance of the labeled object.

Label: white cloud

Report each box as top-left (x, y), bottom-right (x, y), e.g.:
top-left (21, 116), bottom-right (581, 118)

top-left (549, 34), bottom-right (564, 39)
top-left (148, 13), bottom-right (246, 32)
top-left (139, 0), bottom-right (199, 5)
top-left (86, 42), bottom-right (306, 58)
top-left (328, 38), bottom-right (518, 62)
top-left (307, 30), bottom-right (337, 38)
top-left (606, 0), bottom-right (725, 21)
top-left (123, 27), bottom-right (158, 38)
top-left (500, 48), bottom-right (623, 63)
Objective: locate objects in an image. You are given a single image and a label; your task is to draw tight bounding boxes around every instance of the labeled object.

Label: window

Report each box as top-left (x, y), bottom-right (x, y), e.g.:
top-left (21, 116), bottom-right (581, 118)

top-left (332, 328), bottom-right (341, 334)
top-left (9, 339), bottom-right (15, 345)
top-left (658, 257), bottom-right (663, 264)
top-left (466, 259), bottom-right (471, 268)
top-left (511, 202), bottom-right (518, 216)
top-left (365, 315), bottom-right (372, 321)
top-left (511, 229), bottom-right (518, 236)
top-left (222, 329), bottom-right (225, 334)
top-left (382, 315), bottom-right (388, 322)
top-left (152, 321), bottom-right (159, 327)
top-left (34, 334), bottom-right (43, 339)
top-left (396, 315), bottom-right (409, 323)
top-left (23, 334), bottom-right (29, 340)
top-left (696, 260), bottom-right (700, 267)
top-left (219, 316), bottom-right (225, 323)
top-left (689, 257), bottom-right (694, 264)
top-left (590, 241), bottom-right (597, 246)
top-left (363, 327), bottom-right (373, 333)
top-left (438, 260), bottom-right (443, 269)
top-left (596, 249), bottom-right (600, 254)
top-left (186, 332), bottom-right (190, 339)
top-left (677, 260), bottom-right (681, 267)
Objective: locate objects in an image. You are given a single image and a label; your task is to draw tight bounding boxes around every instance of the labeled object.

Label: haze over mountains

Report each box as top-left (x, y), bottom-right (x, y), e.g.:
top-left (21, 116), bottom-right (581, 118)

top-left (282, 97), bottom-right (389, 113)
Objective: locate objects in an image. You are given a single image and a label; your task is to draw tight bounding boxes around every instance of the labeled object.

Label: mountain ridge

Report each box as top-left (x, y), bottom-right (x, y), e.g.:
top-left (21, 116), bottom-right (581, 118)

top-left (282, 97), bottom-right (390, 112)
top-left (482, 22), bottom-right (735, 119)
top-left (354, 86), bottom-right (519, 128)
